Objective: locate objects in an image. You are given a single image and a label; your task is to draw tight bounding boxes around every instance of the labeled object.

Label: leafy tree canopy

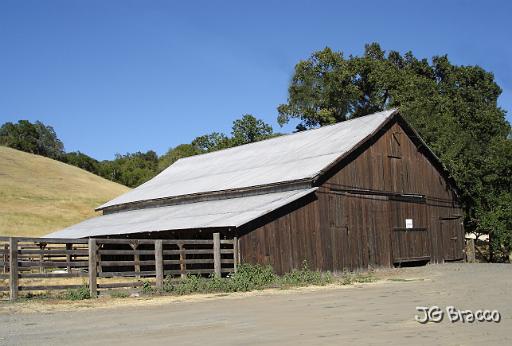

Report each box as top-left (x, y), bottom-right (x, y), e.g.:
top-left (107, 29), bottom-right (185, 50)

top-left (232, 114), bottom-right (274, 145)
top-left (0, 120), bottom-right (64, 160)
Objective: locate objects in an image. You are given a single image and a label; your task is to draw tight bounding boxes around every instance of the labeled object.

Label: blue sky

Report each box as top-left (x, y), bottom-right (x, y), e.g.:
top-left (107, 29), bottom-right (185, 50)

top-left (0, 0), bottom-right (511, 160)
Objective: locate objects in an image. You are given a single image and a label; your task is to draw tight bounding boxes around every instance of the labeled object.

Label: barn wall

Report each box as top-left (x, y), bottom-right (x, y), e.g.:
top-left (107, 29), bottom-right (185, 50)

top-left (320, 119), bottom-right (464, 266)
top-left (237, 195), bottom-right (322, 275)
top-left (239, 118), bottom-right (464, 273)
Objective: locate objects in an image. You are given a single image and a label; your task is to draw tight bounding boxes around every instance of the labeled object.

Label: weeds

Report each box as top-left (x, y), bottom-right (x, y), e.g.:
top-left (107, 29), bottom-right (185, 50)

top-left (140, 280), bottom-right (155, 294)
top-left (160, 262), bottom-right (371, 296)
top-left (65, 284), bottom-right (91, 300)
top-left (110, 290), bottom-right (130, 298)
top-left (280, 260), bottom-right (333, 287)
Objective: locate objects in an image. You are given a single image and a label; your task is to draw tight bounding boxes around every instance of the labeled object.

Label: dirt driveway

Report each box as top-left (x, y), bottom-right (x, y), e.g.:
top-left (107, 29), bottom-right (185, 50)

top-left (0, 263), bottom-right (511, 345)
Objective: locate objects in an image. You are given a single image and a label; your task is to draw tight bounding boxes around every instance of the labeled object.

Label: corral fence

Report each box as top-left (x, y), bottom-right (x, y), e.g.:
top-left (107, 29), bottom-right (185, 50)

top-left (0, 233), bottom-right (239, 301)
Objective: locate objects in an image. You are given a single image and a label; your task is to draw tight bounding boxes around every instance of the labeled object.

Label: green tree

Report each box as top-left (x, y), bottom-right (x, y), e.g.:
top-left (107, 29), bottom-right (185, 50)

top-left (158, 144), bottom-right (201, 172)
top-left (231, 114), bottom-right (274, 145)
top-left (98, 151), bottom-right (159, 187)
top-left (63, 151), bottom-right (100, 174)
top-left (278, 43), bottom-right (512, 261)
top-left (191, 132), bottom-right (232, 152)
top-left (0, 120), bottom-right (64, 159)
top-left (33, 121), bottom-right (64, 159)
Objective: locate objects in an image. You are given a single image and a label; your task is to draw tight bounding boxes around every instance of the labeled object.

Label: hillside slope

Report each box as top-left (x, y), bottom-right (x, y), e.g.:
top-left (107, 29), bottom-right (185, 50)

top-left (0, 146), bottom-right (130, 237)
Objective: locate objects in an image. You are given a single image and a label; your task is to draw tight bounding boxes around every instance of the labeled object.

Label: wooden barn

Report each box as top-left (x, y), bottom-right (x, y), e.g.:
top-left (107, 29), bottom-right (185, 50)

top-left (48, 109), bottom-right (465, 274)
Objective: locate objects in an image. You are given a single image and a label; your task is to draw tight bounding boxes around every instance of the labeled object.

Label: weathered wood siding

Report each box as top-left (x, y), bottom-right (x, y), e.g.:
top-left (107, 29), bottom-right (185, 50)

top-left (239, 118), bottom-right (464, 273)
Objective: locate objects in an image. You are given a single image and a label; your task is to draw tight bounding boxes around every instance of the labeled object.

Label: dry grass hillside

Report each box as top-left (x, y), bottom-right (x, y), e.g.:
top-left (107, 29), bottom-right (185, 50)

top-left (0, 146), bottom-right (130, 237)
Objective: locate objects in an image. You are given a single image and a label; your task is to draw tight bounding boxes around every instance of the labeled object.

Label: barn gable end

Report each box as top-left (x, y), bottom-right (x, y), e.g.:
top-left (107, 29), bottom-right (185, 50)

top-left (238, 115), bottom-right (464, 273)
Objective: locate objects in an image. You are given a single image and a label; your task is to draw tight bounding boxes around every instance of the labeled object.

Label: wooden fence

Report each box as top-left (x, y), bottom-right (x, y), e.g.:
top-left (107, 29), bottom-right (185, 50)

top-left (0, 233), bottom-right (239, 301)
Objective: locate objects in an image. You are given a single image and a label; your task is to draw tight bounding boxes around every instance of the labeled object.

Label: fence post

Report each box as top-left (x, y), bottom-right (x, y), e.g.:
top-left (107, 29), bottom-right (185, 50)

top-left (132, 243), bottom-right (140, 278)
top-left (2, 244), bottom-right (7, 274)
top-left (9, 238), bottom-right (18, 301)
top-left (88, 238), bottom-right (98, 298)
top-left (213, 233), bottom-right (221, 277)
top-left (465, 238), bottom-right (476, 263)
top-left (66, 243), bottom-right (72, 273)
top-left (39, 243), bottom-right (46, 274)
top-left (233, 237), bottom-right (239, 273)
top-left (178, 242), bottom-right (186, 278)
top-left (155, 240), bottom-right (164, 290)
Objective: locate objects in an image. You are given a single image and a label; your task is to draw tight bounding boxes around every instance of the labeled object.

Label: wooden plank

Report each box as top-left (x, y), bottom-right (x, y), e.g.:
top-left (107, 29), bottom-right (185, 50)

top-left (98, 271), bottom-right (155, 278)
top-left (19, 285), bottom-right (84, 291)
top-left (98, 249), bottom-right (156, 256)
top-left (13, 237), bottom-right (88, 244)
top-left (155, 240), bottom-right (164, 290)
top-left (9, 238), bottom-right (18, 301)
top-left (19, 272), bottom-right (88, 279)
top-left (88, 238), bottom-right (97, 298)
top-left (163, 249), bottom-right (233, 255)
top-left (18, 261), bottom-right (89, 268)
top-left (95, 238), bottom-right (214, 245)
top-left (99, 260), bottom-right (156, 267)
top-left (97, 282), bottom-right (144, 289)
top-left (164, 268), bottom-right (232, 275)
top-left (18, 249), bottom-right (88, 255)
top-left (213, 233), bottom-right (221, 277)
top-left (95, 239), bottom-right (157, 245)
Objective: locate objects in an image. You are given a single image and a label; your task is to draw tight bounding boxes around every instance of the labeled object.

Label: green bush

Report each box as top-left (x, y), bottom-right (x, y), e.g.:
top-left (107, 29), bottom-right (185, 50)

top-left (280, 260), bottom-right (333, 287)
top-left (229, 264), bottom-right (277, 291)
top-left (140, 280), bottom-right (156, 294)
top-left (65, 284), bottom-right (91, 300)
top-left (160, 263), bottom-right (372, 297)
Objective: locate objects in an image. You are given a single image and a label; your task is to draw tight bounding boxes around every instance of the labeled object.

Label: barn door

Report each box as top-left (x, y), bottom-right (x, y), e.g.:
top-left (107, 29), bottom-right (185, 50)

top-left (328, 194), bottom-right (352, 271)
top-left (440, 217), bottom-right (464, 261)
top-left (392, 228), bottom-right (431, 263)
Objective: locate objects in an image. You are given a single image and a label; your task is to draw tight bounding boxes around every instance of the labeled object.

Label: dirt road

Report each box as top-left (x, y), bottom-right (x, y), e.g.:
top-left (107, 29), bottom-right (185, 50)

top-left (0, 263), bottom-right (511, 345)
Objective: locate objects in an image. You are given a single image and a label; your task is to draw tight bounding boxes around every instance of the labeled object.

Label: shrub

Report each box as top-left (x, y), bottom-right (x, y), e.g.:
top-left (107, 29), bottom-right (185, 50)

top-left (280, 260), bottom-right (333, 287)
top-left (140, 280), bottom-right (156, 294)
top-left (160, 263), bottom-right (371, 297)
top-left (229, 263), bottom-right (277, 291)
top-left (65, 284), bottom-right (91, 300)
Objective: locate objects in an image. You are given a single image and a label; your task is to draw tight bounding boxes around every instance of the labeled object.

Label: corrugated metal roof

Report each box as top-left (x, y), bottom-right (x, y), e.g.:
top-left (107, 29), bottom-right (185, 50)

top-left (47, 188), bottom-right (317, 238)
top-left (99, 109), bottom-right (396, 210)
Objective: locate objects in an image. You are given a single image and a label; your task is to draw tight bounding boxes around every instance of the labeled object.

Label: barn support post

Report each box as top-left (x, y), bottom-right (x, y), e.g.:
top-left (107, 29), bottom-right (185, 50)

top-left (9, 238), bottom-right (18, 301)
top-left (213, 233), bottom-right (221, 277)
top-left (233, 237), bottom-right (239, 273)
top-left (155, 240), bottom-right (164, 290)
top-left (88, 238), bottom-right (98, 298)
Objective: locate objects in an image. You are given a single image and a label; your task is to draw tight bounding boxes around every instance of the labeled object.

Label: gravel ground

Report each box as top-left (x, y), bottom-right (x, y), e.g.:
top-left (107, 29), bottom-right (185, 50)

top-left (0, 263), bottom-right (511, 345)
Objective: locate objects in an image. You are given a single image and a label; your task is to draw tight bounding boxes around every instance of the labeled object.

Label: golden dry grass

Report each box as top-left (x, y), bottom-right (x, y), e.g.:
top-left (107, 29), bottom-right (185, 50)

top-left (0, 146), bottom-right (130, 237)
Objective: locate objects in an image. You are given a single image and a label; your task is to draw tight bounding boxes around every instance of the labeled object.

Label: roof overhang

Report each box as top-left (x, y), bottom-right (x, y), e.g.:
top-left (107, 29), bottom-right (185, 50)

top-left (46, 188), bottom-right (318, 239)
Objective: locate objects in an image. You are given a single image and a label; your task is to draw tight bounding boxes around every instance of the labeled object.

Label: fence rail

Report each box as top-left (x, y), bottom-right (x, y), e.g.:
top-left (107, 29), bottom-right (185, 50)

top-left (0, 233), bottom-right (239, 300)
